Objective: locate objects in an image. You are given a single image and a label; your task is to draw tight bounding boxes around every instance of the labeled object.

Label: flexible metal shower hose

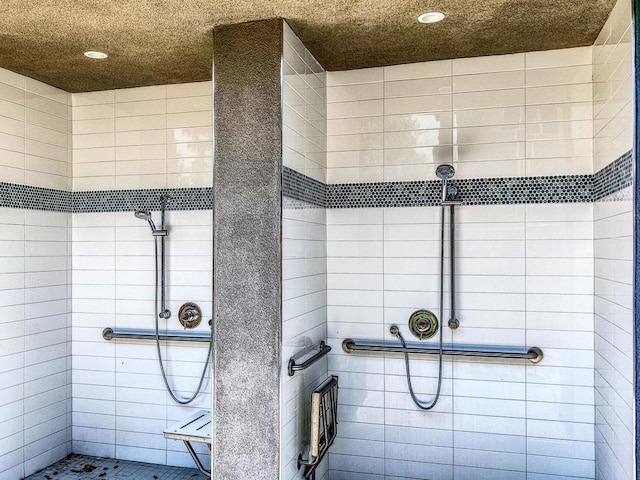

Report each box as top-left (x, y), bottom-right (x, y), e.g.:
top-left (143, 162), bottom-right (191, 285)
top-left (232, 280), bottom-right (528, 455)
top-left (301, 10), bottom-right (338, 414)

top-left (154, 236), bottom-right (212, 405)
top-left (395, 205), bottom-right (446, 410)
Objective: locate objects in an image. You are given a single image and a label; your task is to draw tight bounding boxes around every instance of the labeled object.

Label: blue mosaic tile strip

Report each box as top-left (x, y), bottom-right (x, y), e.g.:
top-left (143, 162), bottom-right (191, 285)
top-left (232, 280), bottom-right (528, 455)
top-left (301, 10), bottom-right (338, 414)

top-left (593, 150), bottom-right (633, 201)
top-left (72, 187), bottom-right (213, 212)
top-left (0, 182), bottom-right (72, 211)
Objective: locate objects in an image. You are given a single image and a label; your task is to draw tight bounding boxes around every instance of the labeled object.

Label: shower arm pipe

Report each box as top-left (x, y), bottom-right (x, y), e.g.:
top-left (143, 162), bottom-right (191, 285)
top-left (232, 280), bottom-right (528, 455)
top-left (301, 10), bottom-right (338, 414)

top-left (342, 338), bottom-right (543, 364)
top-left (103, 327), bottom-right (211, 343)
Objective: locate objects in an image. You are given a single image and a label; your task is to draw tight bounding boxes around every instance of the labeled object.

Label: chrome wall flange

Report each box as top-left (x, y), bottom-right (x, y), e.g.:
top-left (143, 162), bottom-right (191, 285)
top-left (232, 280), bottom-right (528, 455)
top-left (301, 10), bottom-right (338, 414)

top-left (178, 302), bottom-right (202, 329)
top-left (408, 310), bottom-right (438, 340)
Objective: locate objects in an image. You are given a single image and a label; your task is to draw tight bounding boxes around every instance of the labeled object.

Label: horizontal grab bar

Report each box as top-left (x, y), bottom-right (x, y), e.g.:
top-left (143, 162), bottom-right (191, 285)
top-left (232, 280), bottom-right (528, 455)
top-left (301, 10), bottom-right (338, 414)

top-left (102, 327), bottom-right (211, 343)
top-left (342, 338), bottom-right (543, 364)
top-left (288, 341), bottom-right (332, 376)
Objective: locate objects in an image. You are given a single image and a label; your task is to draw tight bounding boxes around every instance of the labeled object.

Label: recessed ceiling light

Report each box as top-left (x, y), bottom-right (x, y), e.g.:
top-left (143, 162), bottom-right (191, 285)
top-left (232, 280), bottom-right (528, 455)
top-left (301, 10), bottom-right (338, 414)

top-left (84, 51), bottom-right (108, 59)
top-left (418, 11), bottom-right (445, 24)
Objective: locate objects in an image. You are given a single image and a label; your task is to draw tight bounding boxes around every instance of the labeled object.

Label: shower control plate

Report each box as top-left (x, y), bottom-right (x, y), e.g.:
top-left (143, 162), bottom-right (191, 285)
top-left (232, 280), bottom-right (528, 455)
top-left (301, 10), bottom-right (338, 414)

top-left (408, 310), bottom-right (438, 340)
top-left (178, 302), bottom-right (202, 329)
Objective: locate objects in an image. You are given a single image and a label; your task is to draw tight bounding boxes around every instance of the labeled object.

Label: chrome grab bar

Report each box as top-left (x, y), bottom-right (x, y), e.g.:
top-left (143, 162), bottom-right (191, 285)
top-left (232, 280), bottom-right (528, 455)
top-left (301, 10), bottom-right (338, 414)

top-left (102, 327), bottom-right (211, 343)
top-left (342, 338), bottom-right (543, 364)
top-left (288, 341), bottom-right (332, 376)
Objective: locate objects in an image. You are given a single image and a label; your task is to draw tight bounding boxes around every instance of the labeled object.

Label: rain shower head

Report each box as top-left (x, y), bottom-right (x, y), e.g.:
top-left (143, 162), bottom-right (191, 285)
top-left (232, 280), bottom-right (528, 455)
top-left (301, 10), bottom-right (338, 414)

top-left (435, 164), bottom-right (455, 180)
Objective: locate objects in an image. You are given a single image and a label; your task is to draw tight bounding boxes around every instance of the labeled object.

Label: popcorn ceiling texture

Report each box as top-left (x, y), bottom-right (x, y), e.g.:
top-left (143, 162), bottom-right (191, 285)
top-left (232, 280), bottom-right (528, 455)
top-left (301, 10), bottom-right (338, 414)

top-left (0, 0), bottom-right (617, 92)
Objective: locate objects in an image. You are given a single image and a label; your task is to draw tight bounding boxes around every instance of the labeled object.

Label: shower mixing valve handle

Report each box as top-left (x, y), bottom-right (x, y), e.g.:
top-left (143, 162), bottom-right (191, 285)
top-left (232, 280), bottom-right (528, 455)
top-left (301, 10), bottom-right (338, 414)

top-left (178, 302), bottom-right (202, 329)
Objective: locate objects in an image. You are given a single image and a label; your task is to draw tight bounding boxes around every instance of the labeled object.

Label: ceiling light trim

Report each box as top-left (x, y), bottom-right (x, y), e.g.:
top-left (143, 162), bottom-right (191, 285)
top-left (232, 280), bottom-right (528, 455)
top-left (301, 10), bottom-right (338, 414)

top-left (418, 11), bottom-right (445, 24)
top-left (84, 51), bottom-right (108, 59)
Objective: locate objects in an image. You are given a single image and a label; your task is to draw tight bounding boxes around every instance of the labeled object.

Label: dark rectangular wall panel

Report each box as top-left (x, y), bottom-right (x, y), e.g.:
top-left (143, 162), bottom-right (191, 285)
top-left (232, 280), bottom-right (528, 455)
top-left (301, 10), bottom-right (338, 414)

top-left (212, 19), bottom-right (283, 480)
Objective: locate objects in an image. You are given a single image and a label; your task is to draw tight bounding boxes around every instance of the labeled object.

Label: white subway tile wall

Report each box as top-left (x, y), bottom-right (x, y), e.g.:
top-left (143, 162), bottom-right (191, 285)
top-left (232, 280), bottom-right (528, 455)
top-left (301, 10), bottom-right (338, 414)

top-left (281, 23), bottom-right (329, 480)
top-left (70, 82), bottom-right (213, 468)
top-left (593, 0), bottom-right (634, 478)
top-left (324, 44), bottom-right (611, 479)
top-left (71, 210), bottom-right (212, 467)
top-left (72, 82), bottom-right (212, 191)
top-left (0, 69), bottom-right (72, 480)
top-left (327, 47), bottom-right (593, 183)
top-left (0, 2), bottom-right (635, 478)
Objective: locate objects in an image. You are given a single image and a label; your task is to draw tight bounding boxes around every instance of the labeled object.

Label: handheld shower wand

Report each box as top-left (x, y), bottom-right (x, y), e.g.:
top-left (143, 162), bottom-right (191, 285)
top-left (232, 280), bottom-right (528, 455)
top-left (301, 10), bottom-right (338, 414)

top-left (134, 210), bottom-right (167, 236)
top-left (133, 198), bottom-right (211, 405)
top-left (435, 164), bottom-right (456, 204)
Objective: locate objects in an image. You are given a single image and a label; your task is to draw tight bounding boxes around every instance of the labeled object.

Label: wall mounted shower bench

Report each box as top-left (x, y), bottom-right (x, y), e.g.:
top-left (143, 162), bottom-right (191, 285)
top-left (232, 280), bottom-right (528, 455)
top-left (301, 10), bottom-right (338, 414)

top-left (164, 409), bottom-right (212, 477)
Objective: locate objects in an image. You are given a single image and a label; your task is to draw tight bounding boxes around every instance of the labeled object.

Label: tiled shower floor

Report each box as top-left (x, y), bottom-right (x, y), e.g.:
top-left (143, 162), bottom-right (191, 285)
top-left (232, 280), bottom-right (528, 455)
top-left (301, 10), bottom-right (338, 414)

top-left (25, 454), bottom-right (206, 479)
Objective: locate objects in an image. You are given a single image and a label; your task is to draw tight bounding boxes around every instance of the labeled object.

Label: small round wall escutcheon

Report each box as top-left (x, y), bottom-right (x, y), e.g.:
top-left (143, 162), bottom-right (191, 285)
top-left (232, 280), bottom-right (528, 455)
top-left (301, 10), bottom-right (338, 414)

top-left (178, 302), bottom-right (202, 329)
top-left (408, 309), bottom-right (439, 340)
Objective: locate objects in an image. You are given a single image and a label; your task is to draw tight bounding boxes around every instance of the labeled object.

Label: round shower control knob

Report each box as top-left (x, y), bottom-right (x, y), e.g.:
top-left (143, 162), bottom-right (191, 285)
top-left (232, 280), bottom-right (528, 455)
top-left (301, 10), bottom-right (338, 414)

top-left (178, 302), bottom-right (202, 329)
top-left (408, 309), bottom-right (439, 340)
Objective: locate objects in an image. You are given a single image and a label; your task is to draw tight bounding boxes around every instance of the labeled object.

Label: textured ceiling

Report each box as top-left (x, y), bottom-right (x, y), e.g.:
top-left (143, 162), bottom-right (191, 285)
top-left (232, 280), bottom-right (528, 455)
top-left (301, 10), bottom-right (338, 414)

top-left (0, 0), bottom-right (617, 92)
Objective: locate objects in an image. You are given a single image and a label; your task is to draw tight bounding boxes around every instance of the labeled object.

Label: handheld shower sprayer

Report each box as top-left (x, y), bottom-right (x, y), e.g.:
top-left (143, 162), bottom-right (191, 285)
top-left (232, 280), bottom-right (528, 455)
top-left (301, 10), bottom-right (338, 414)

top-left (134, 210), bottom-right (167, 236)
top-left (435, 164), bottom-right (456, 203)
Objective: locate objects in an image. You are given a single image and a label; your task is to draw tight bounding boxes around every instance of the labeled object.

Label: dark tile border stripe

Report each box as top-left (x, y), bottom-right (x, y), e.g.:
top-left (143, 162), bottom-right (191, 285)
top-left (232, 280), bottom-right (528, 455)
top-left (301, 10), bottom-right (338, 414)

top-left (325, 175), bottom-right (593, 207)
top-left (0, 151), bottom-right (632, 212)
top-left (0, 185), bottom-right (212, 212)
top-left (0, 183), bottom-right (72, 211)
top-left (73, 187), bottom-right (213, 212)
top-left (593, 150), bottom-right (633, 201)
top-left (285, 150), bottom-right (632, 208)
top-left (282, 167), bottom-right (325, 207)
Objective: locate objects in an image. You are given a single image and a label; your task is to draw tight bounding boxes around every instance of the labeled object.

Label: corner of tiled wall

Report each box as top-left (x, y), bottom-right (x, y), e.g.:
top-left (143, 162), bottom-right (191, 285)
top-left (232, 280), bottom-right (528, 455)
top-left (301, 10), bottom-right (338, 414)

top-left (281, 21), bottom-right (329, 480)
top-left (592, 0), bottom-right (634, 478)
top-left (0, 67), bottom-right (72, 479)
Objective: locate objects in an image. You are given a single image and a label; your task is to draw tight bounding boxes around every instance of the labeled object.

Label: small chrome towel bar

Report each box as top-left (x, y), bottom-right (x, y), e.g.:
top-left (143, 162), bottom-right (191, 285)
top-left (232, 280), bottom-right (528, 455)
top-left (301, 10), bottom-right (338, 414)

top-left (102, 327), bottom-right (211, 343)
top-left (288, 341), bottom-right (332, 376)
top-left (342, 338), bottom-right (543, 364)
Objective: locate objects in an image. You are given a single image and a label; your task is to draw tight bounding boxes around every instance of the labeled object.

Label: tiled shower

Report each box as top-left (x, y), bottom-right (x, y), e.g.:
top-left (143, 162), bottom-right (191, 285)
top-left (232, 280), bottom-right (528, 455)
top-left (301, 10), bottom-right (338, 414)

top-left (1, 78), bottom-right (213, 477)
top-left (281, 0), bottom-right (634, 478)
top-left (0, 0), bottom-right (635, 480)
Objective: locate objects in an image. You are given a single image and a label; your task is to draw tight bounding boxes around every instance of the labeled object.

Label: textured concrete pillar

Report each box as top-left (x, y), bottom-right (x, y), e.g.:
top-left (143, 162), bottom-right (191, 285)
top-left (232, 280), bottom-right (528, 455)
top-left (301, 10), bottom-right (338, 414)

top-left (212, 19), bottom-right (283, 480)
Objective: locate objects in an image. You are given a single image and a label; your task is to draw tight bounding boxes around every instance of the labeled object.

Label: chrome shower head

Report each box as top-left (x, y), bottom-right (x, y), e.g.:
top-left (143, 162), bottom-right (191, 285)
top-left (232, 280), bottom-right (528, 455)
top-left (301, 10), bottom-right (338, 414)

top-left (134, 209), bottom-right (167, 236)
top-left (435, 164), bottom-right (455, 180)
top-left (134, 209), bottom-right (152, 221)
top-left (436, 164), bottom-right (458, 203)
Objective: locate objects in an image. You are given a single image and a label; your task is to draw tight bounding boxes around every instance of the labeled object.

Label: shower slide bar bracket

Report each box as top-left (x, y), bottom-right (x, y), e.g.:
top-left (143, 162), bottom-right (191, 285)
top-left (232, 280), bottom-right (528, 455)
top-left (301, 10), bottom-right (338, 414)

top-left (342, 338), bottom-right (543, 363)
top-left (102, 327), bottom-right (211, 343)
top-left (288, 341), bottom-right (332, 376)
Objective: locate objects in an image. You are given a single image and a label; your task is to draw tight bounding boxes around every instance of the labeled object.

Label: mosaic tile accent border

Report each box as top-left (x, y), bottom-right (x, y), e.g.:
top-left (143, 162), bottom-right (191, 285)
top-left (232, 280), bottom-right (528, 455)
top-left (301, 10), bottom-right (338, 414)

top-left (73, 187), bottom-right (213, 212)
top-left (0, 182), bottom-right (72, 211)
top-left (0, 151), bottom-right (632, 212)
top-left (324, 175), bottom-right (593, 208)
top-left (593, 150), bottom-right (633, 201)
top-left (284, 150), bottom-right (632, 208)
top-left (0, 185), bottom-right (212, 212)
top-left (282, 166), bottom-right (325, 207)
